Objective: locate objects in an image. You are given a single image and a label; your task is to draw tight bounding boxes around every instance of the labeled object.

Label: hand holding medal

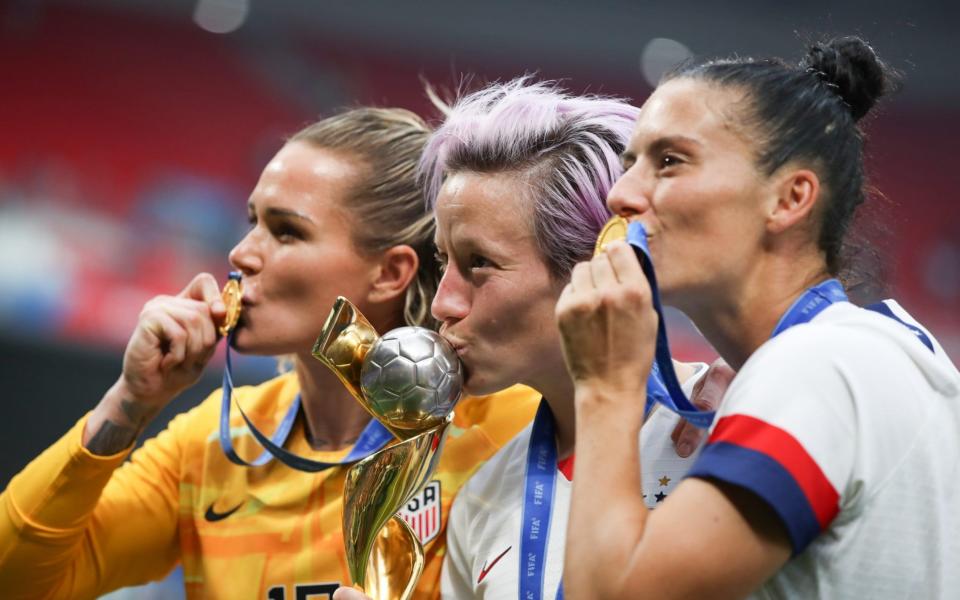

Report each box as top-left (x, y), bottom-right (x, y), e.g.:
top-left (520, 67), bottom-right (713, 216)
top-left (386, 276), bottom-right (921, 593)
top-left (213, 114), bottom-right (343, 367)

top-left (559, 216), bottom-right (717, 428)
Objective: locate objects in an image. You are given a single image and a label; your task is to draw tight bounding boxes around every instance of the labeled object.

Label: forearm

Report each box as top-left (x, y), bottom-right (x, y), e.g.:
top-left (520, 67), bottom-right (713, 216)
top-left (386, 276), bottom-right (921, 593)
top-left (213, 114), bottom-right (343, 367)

top-left (565, 384), bottom-right (649, 600)
top-left (83, 379), bottom-right (164, 455)
top-left (0, 415), bottom-right (131, 597)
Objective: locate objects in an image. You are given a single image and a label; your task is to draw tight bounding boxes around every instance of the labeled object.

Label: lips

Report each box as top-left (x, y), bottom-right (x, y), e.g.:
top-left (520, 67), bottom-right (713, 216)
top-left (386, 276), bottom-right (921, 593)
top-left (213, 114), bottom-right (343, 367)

top-left (438, 330), bottom-right (467, 356)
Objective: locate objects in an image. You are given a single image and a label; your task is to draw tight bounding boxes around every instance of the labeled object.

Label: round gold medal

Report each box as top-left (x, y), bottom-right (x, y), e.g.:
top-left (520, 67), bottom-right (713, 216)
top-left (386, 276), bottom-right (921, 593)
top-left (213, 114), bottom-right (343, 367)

top-left (593, 215), bottom-right (630, 256)
top-left (219, 275), bottom-right (243, 336)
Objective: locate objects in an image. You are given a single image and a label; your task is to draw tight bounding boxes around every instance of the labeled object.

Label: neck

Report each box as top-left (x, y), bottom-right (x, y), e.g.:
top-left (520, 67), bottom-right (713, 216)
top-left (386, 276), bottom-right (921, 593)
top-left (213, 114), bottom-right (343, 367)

top-left (684, 255), bottom-right (831, 371)
top-left (532, 370), bottom-right (577, 460)
top-left (294, 352), bottom-right (373, 451)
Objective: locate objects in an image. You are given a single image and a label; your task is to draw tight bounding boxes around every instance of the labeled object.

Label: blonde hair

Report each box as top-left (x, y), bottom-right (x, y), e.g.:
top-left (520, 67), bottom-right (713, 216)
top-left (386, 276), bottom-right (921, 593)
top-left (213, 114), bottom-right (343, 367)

top-left (290, 108), bottom-right (439, 329)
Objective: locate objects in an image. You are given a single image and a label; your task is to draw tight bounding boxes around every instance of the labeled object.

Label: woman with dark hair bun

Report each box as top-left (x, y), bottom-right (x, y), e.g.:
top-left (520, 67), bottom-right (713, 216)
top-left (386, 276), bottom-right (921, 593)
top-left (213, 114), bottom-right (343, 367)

top-left (559, 36), bottom-right (959, 598)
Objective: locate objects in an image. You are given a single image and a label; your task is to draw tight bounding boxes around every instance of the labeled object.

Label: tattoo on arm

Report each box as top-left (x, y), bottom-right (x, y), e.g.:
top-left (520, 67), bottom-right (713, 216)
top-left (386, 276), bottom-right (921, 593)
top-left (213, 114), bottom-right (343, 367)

top-left (85, 399), bottom-right (152, 456)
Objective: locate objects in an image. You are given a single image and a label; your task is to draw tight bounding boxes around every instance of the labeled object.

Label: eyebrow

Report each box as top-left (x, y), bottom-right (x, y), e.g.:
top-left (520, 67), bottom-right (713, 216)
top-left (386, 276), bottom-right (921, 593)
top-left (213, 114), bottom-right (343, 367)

top-left (248, 203), bottom-right (316, 224)
top-left (648, 135), bottom-right (702, 155)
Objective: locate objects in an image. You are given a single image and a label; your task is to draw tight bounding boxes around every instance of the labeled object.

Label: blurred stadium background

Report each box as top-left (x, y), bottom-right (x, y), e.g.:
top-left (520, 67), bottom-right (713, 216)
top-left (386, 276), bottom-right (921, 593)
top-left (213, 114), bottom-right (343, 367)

top-left (0, 1), bottom-right (956, 597)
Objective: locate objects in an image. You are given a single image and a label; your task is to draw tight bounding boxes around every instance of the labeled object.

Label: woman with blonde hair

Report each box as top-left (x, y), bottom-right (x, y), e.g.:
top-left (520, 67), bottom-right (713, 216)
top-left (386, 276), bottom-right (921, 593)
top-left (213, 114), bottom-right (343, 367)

top-left (0, 107), bottom-right (539, 599)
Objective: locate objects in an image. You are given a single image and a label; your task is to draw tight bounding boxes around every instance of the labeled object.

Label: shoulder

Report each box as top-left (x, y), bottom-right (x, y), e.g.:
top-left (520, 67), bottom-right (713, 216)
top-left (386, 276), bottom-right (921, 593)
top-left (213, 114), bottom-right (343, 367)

top-left (736, 301), bottom-right (955, 409)
top-left (457, 424), bottom-right (533, 509)
top-left (452, 385), bottom-right (540, 448)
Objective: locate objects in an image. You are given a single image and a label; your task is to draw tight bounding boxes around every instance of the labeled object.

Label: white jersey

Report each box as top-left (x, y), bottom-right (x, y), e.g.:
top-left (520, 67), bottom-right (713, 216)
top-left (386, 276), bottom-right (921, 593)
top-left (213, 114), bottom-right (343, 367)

top-left (441, 366), bottom-right (707, 599)
top-left (687, 301), bottom-right (960, 599)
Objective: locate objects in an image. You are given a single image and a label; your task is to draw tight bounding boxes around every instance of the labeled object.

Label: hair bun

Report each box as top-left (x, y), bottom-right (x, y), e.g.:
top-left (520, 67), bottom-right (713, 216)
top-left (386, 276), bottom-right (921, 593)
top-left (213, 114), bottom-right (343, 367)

top-left (802, 36), bottom-right (890, 121)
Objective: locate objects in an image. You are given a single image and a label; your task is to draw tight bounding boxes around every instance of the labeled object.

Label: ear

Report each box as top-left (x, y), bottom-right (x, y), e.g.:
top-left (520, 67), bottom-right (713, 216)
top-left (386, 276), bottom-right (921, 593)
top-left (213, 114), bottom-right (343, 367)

top-left (367, 244), bottom-right (420, 304)
top-left (766, 168), bottom-right (820, 234)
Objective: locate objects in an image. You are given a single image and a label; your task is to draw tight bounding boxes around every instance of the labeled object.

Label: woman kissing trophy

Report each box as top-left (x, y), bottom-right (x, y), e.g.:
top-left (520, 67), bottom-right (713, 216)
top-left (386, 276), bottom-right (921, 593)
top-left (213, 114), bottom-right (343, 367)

top-left (312, 296), bottom-right (463, 600)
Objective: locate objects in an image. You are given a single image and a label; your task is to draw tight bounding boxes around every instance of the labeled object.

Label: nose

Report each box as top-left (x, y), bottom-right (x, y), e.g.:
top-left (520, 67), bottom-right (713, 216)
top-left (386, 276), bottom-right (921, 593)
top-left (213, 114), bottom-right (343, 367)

top-left (228, 228), bottom-right (264, 276)
top-left (606, 164), bottom-right (652, 218)
top-left (431, 265), bottom-right (471, 326)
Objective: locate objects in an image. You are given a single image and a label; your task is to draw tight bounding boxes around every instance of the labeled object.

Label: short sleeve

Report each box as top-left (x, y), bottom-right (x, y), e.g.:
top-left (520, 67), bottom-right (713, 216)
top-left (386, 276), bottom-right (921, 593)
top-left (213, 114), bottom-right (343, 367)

top-left (686, 325), bottom-right (858, 555)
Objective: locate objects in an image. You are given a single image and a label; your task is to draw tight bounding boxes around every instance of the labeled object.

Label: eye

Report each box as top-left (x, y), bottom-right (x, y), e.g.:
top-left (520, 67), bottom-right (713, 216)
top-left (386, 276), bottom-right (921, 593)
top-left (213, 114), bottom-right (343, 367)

top-left (272, 222), bottom-right (302, 242)
top-left (658, 153), bottom-right (683, 170)
top-left (469, 255), bottom-right (492, 271)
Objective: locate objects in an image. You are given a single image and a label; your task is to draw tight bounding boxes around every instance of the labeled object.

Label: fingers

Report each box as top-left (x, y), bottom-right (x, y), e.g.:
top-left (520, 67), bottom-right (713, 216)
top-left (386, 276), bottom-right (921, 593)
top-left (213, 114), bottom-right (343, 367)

top-left (605, 240), bottom-right (645, 284)
top-left (671, 419), bottom-right (703, 458)
top-left (569, 261), bottom-right (594, 294)
top-left (332, 587), bottom-right (372, 600)
top-left (140, 296), bottom-right (219, 371)
top-left (180, 272), bottom-right (226, 318)
top-left (161, 300), bottom-right (219, 359)
top-left (140, 310), bottom-right (187, 369)
top-left (671, 358), bottom-right (737, 457)
top-left (695, 358), bottom-right (736, 411)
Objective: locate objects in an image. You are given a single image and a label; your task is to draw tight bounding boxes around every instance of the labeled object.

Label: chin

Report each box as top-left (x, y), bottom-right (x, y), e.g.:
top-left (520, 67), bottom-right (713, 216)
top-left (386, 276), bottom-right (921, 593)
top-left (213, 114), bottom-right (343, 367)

top-left (462, 370), bottom-right (512, 398)
top-left (229, 328), bottom-right (295, 357)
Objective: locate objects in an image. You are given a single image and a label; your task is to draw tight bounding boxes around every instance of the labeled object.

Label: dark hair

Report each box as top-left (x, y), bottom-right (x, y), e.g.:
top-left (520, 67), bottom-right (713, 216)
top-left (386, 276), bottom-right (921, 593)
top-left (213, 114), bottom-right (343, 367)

top-left (666, 36), bottom-right (895, 276)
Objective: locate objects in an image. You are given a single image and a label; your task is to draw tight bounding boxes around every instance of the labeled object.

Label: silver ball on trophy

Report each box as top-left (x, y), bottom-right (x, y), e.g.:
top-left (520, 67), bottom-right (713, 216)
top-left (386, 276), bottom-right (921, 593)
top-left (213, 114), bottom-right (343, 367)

top-left (312, 298), bottom-right (465, 599)
top-left (360, 327), bottom-right (463, 434)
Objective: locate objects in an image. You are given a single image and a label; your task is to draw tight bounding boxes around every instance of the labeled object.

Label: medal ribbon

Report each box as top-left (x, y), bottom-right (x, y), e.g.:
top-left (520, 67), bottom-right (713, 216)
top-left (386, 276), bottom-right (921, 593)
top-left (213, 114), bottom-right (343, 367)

top-left (216, 277), bottom-right (392, 471)
top-left (519, 401), bottom-right (564, 600)
top-left (520, 224), bottom-right (934, 599)
top-left (626, 220), bottom-right (934, 429)
top-left (627, 222), bottom-right (855, 429)
top-left (218, 330), bottom-right (393, 471)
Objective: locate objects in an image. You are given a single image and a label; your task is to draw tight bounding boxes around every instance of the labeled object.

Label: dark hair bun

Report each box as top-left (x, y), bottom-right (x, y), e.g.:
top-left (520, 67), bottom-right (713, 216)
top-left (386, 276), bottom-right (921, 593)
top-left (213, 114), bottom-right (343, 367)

top-left (802, 36), bottom-right (890, 121)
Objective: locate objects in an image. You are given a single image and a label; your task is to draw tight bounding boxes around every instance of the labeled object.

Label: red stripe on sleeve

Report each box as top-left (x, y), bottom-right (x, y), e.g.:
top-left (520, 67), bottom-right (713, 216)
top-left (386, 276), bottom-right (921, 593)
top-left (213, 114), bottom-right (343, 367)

top-left (709, 415), bottom-right (839, 528)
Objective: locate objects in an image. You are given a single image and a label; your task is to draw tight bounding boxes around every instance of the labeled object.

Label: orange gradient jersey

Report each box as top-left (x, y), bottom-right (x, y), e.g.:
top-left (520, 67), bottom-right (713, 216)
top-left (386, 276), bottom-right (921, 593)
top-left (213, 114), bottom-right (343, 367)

top-left (0, 373), bottom-right (540, 600)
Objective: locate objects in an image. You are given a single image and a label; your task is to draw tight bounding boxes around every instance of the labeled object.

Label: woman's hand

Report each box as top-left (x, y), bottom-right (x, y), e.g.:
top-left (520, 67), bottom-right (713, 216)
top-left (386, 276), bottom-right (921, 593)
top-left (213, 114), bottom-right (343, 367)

top-left (556, 240), bottom-right (658, 410)
top-left (83, 273), bottom-right (227, 454)
top-left (120, 272), bottom-right (226, 409)
top-left (332, 586), bottom-right (373, 600)
top-left (672, 358), bottom-right (736, 456)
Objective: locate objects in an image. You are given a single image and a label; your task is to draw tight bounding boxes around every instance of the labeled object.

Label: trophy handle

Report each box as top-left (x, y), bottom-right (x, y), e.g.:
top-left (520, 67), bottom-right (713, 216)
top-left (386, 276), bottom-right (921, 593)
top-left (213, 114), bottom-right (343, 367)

top-left (312, 296), bottom-right (379, 403)
top-left (343, 419), bottom-right (450, 599)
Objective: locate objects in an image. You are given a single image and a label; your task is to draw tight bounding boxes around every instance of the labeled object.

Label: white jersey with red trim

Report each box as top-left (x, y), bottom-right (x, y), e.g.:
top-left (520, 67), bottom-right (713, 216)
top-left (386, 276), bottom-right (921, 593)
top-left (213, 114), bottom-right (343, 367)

top-left (440, 365), bottom-right (707, 599)
top-left (687, 300), bottom-right (960, 599)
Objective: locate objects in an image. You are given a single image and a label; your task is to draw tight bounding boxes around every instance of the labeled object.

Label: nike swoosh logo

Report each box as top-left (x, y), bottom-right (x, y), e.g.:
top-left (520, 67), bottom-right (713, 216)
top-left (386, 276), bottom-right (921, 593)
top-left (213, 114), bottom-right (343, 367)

top-left (204, 501), bottom-right (243, 522)
top-left (477, 545), bottom-right (511, 584)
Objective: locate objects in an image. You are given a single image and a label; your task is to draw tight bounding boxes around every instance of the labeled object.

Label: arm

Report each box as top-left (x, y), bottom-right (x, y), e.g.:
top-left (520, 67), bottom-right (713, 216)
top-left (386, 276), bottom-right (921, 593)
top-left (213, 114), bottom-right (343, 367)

top-left (0, 273), bottom-right (225, 598)
top-left (556, 243), bottom-right (791, 599)
top-left (569, 386), bottom-right (790, 599)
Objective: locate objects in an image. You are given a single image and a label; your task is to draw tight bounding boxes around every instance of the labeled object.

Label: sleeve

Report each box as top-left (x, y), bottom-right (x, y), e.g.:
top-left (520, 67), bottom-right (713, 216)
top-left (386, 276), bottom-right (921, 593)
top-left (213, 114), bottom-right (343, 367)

top-left (685, 327), bottom-right (858, 555)
top-left (440, 489), bottom-right (475, 599)
top-left (0, 406), bottom-right (191, 599)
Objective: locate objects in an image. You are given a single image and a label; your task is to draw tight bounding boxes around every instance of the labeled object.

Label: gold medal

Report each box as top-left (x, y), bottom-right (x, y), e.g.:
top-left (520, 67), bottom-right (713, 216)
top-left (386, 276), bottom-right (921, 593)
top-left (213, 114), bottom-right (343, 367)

top-left (594, 215), bottom-right (630, 256)
top-left (219, 273), bottom-right (243, 336)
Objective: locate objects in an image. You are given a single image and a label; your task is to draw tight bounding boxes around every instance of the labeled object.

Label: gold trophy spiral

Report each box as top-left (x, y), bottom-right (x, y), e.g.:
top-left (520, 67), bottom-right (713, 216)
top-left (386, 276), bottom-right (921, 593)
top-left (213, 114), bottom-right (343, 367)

top-left (312, 297), bottom-right (463, 600)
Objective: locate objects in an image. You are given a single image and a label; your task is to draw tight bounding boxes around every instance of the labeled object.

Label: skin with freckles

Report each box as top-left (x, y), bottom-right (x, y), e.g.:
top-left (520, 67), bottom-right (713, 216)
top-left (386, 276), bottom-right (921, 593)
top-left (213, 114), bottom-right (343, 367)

top-left (432, 172), bottom-right (569, 399)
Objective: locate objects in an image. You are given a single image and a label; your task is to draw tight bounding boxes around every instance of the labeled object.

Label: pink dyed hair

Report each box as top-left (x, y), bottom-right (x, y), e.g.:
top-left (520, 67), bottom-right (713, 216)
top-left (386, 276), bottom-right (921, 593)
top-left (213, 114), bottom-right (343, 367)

top-left (419, 77), bottom-right (639, 278)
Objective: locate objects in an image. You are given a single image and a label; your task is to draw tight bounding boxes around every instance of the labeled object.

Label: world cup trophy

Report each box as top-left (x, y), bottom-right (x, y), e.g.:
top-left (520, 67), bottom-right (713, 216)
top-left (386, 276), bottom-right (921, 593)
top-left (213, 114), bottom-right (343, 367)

top-left (312, 297), bottom-right (462, 600)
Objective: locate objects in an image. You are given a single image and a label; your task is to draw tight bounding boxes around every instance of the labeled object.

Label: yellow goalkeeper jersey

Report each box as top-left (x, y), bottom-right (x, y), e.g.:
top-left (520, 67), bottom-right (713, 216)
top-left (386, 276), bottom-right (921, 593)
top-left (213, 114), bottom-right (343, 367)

top-left (0, 373), bottom-right (540, 599)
